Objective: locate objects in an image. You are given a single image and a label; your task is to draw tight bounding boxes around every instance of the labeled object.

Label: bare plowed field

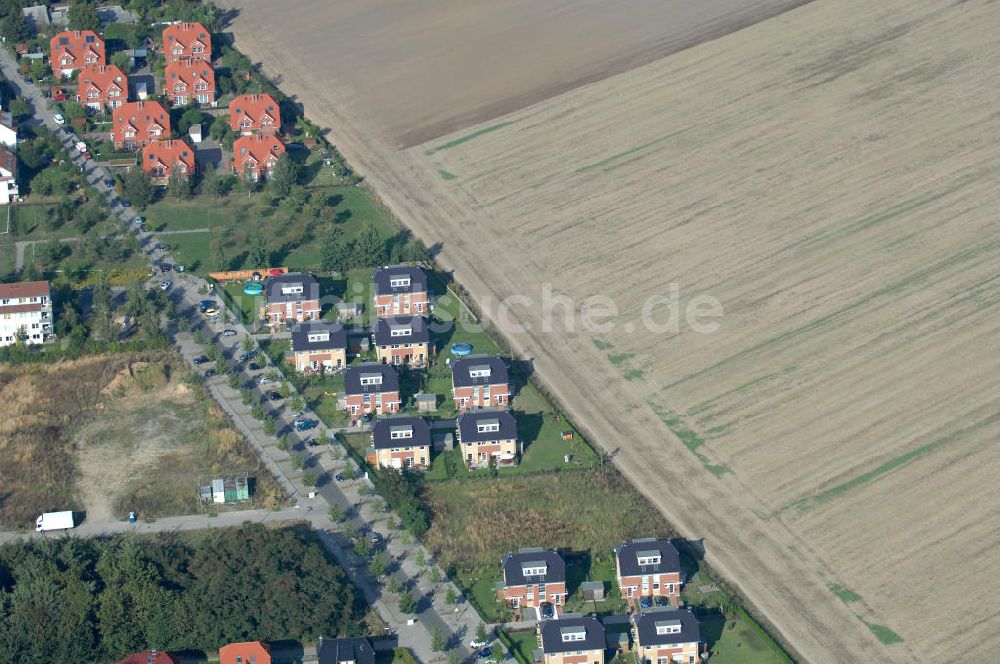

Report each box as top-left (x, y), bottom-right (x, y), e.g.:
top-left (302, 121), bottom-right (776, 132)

top-left (221, 0), bottom-right (1000, 661)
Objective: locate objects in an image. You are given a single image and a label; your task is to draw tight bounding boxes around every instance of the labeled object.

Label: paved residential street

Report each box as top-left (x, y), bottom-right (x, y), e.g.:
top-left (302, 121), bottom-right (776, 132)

top-left (0, 47), bottom-right (490, 663)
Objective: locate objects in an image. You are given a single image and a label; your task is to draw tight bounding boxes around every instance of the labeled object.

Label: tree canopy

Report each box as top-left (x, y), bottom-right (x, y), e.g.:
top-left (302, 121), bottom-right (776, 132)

top-left (0, 524), bottom-right (367, 662)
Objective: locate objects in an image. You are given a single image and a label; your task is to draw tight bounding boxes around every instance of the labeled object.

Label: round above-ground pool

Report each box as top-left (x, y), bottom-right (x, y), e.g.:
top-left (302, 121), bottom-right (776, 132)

top-left (244, 283), bottom-right (264, 295)
top-left (451, 342), bottom-right (473, 356)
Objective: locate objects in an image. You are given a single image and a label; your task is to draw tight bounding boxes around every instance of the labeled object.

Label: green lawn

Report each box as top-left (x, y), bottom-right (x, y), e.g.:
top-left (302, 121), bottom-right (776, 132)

top-left (498, 628), bottom-right (538, 664)
top-left (220, 281), bottom-right (264, 325)
top-left (158, 229), bottom-right (213, 273)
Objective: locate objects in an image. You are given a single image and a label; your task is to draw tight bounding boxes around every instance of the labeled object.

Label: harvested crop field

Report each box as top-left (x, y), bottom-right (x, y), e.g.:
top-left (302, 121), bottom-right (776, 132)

top-left (222, 0), bottom-right (1000, 661)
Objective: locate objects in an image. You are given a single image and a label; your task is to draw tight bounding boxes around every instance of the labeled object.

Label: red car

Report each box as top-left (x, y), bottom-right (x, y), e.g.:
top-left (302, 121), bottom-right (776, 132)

top-left (81, 152), bottom-right (91, 160)
top-left (51, 93), bottom-right (66, 102)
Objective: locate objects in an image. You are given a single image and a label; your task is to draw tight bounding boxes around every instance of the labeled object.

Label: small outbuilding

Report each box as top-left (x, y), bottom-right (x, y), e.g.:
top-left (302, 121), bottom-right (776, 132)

top-left (414, 393), bottom-right (436, 412)
top-left (580, 580), bottom-right (606, 601)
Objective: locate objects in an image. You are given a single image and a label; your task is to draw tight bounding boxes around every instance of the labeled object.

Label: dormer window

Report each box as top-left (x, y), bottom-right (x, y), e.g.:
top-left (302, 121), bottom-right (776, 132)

top-left (655, 621), bottom-right (682, 635)
top-left (280, 284), bottom-right (304, 295)
top-left (560, 628), bottom-right (586, 643)
top-left (476, 419), bottom-right (500, 433)
top-left (637, 551), bottom-right (661, 566)
top-left (390, 327), bottom-right (410, 337)
top-left (521, 563), bottom-right (547, 576)
top-left (360, 374), bottom-right (383, 386)
top-left (389, 277), bottom-right (411, 288)
top-left (390, 426), bottom-right (413, 440)
top-left (307, 332), bottom-right (330, 343)
top-left (468, 366), bottom-right (491, 379)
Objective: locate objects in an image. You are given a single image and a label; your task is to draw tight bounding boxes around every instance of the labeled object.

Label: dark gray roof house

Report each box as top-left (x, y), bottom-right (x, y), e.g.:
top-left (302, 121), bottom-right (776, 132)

top-left (372, 316), bottom-right (429, 346)
top-left (457, 409), bottom-right (518, 443)
top-left (265, 272), bottom-right (319, 304)
top-left (371, 416), bottom-right (432, 450)
top-left (451, 355), bottom-right (509, 388)
top-left (316, 636), bottom-right (376, 664)
top-left (372, 265), bottom-right (428, 296)
top-left (501, 548), bottom-right (566, 586)
top-left (632, 607), bottom-right (701, 648)
top-left (290, 321), bottom-right (346, 353)
top-left (539, 616), bottom-right (606, 655)
top-left (345, 363), bottom-right (400, 395)
top-left (614, 539), bottom-right (681, 577)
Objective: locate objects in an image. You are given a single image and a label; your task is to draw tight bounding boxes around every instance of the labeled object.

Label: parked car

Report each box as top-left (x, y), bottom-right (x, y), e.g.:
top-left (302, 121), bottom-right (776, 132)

top-left (238, 351), bottom-right (257, 362)
top-left (334, 473), bottom-right (346, 482)
top-left (24, 77), bottom-right (33, 84)
top-left (120, 199), bottom-right (131, 208)
top-left (222, 329), bottom-right (237, 336)
top-left (203, 307), bottom-right (218, 316)
top-left (160, 264), bottom-right (173, 273)
top-left (53, 113), bottom-right (65, 125)
top-left (175, 264), bottom-right (185, 272)
top-left (294, 419), bottom-right (315, 432)
top-left (653, 596), bottom-right (668, 607)
top-left (81, 151), bottom-right (91, 160)
top-left (198, 299), bottom-right (215, 313)
top-left (52, 92), bottom-right (67, 102)
top-left (540, 603), bottom-right (555, 620)
top-left (133, 215), bottom-right (143, 225)
top-left (74, 141), bottom-right (87, 153)
top-left (159, 281), bottom-right (171, 291)
top-left (470, 639), bottom-right (492, 650)
top-left (258, 375), bottom-right (270, 386)
top-left (155, 242), bottom-right (168, 251)
top-left (267, 391), bottom-right (282, 401)
top-left (204, 369), bottom-right (216, 378)
top-left (639, 596), bottom-right (653, 609)
top-left (193, 355), bottom-right (209, 365)
top-left (248, 362), bottom-right (262, 371)
top-left (368, 531), bottom-right (382, 544)
top-left (104, 178), bottom-right (115, 188)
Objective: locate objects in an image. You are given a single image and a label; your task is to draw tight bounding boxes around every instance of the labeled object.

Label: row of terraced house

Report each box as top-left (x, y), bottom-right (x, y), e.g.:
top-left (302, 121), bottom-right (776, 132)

top-left (117, 635), bottom-right (374, 664)
top-left (498, 541), bottom-right (703, 664)
top-left (48, 24), bottom-right (286, 184)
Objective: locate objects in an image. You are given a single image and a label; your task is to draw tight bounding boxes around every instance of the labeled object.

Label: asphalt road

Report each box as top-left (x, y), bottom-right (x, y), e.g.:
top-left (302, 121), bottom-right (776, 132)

top-left (0, 47), bottom-right (489, 663)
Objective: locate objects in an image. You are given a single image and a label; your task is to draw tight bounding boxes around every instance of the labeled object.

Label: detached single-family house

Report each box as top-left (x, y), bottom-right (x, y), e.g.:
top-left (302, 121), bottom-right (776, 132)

top-left (456, 408), bottom-right (520, 469)
top-left (232, 134), bottom-right (285, 182)
top-left (0, 148), bottom-right (18, 205)
top-left (117, 653), bottom-right (179, 664)
top-left (162, 22), bottom-right (212, 62)
top-left (614, 539), bottom-right (682, 604)
top-left (372, 265), bottom-right (430, 317)
top-left (367, 415), bottom-right (431, 470)
top-left (112, 101), bottom-right (171, 150)
top-left (77, 64), bottom-right (127, 111)
top-left (219, 641), bottom-right (271, 664)
top-left (164, 60), bottom-right (216, 106)
top-left (342, 363), bottom-right (402, 420)
top-left (263, 272), bottom-right (321, 325)
top-left (50, 30), bottom-right (105, 76)
top-left (316, 636), bottom-right (375, 664)
top-left (290, 320), bottom-right (347, 373)
top-left (451, 355), bottom-right (511, 410)
top-left (0, 110), bottom-right (18, 150)
top-left (372, 316), bottom-right (430, 367)
top-left (498, 548), bottom-right (568, 615)
top-left (228, 93), bottom-right (281, 134)
top-left (631, 608), bottom-right (701, 664)
top-left (141, 139), bottom-right (195, 185)
top-left (538, 616), bottom-right (606, 664)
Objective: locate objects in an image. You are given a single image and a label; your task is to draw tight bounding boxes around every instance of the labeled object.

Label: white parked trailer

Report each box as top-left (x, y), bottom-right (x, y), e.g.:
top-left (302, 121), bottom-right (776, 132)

top-left (35, 511), bottom-right (75, 532)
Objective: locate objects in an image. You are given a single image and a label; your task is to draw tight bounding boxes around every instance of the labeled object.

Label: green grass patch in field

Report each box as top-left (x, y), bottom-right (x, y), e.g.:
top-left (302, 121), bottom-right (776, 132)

top-left (607, 352), bottom-right (633, 365)
top-left (438, 169), bottom-right (457, 181)
top-left (863, 620), bottom-right (904, 645)
top-left (623, 368), bottom-right (644, 380)
top-left (647, 401), bottom-right (730, 476)
top-left (828, 583), bottom-right (862, 603)
top-left (592, 338), bottom-right (614, 350)
top-left (427, 120), bottom-right (519, 154)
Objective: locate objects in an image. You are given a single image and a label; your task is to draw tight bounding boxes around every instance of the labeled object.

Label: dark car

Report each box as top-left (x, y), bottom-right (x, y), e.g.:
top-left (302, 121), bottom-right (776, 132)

top-left (104, 179), bottom-right (115, 188)
top-left (120, 199), bottom-right (131, 208)
top-left (160, 264), bottom-right (173, 273)
top-left (335, 473), bottom-right (346, 482)
top-left (204, 369), bottom-right (216, 378)
top-left (192, 355), bottom-right (209, 365)
top-left (368, 531), bottom-right (382, 544)
top-left (198, 300), bottom-right (215, 313)
top-left (238, 351), bottom-right (257, 362)
top-left (639, 596), bottom-right (653, 609)
top-left (294, 419), bottom-right (316, 432)
top-left (540, 603), bottom-right (555, 620)
top-left (267, 391), bottom-right (282, 401)
top-left (248, 362), bottom-right (261, 372)
top-left (653, 596), bottom-right (668, 607)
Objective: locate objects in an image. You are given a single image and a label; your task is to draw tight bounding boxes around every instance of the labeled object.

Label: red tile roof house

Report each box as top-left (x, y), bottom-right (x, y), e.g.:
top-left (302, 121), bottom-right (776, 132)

top-left (0, 280), bottom-right (52, 346)
top-left (372, 315), bottom-right (430, 367)
top-left (366, 415), bottom-right (432, 470)
top-left (631, 607), bottom-right (702, 664)
top-left (112, 101), bottom-right (171, 150)
top-left (290, 320), bottom-right (348, 373)
top-left (229, 93), bottom-right (281, 134)
top-left (262, 272), bottom-right (321, 326)
top-left (340, 363), bottom-right (402, 421)
top-left (232, 134), bottom-right (286, 182)
top-left (456, 408), bottom-right (521, 469)
top-left (142, 139), bottom-right (195, 186)
top-left (614, 539), bottom-right (683, 606)
top-left (497, 548), bottom-right (568, 619)
top-left (538, 615), bottom-right (606, 664)
top-left (162, 22), bottom-right (212, 62)
top-left (451, 355), bottom-right (511, 410)
top-left (219, 641), bottom-right (272, 664)
top-left (117, 652), bottom-right (179, 664)
top-left (50, 30), bottom-right (105, 77)
top-left (164, 60), bottom-right (216, 106)
top-left (77, 64), bottom-right (128, 111)
top-left (372, 265), bottom-right (431, 317)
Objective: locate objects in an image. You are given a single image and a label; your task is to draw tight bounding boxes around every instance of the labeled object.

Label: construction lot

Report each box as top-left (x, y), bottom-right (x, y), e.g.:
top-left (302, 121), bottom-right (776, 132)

top-left (218, 0), bottom-right (999, 661)
top-left (0, 351), bottom-right (285, 528)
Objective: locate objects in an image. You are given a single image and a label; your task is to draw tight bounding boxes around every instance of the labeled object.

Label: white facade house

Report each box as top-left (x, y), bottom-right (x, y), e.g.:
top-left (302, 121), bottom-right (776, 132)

top-left (0, 111), bottom-right (17, 150)
top-left (0, 147), bottom-right (18, 205)
top-left (0, 281), bottom-right (52, 346)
